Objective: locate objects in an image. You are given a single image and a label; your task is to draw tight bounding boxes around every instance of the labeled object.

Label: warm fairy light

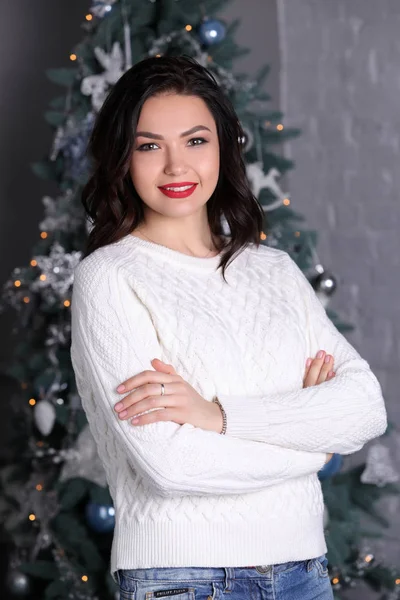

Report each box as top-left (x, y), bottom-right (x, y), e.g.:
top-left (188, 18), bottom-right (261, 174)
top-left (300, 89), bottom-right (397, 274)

top-left (30, 259), bottom-right (37, 266)
top-left (260, 232), bottom-right (267, 240)
top-left (295, 231), bottom-right (300, 237)
top-left (332, 577), bottom-right (339, 585)
top-left (82, 575), bottom-right (88, 582)
top-left (185, 24), bottom-right (192, 31)
top-left (365, 554), bottom-right (374, 563)
top-left (155, 54), bottom-right (162, 58)
top-left (40, 231), bottom-right (48, 239)
top-left (36, 484), bottom-right (43, 491)
top-left (21, 382), bottom-right (28, 389)
top-left (29, 514), bottom-right (36, 521)
top-left (395, 579), bottom-right (400, 585)
top-left (85, 14), bottom-right (93, 21)
top-left (265, 121), bottom-right (271, 126)
top-left (70, 54), bottom-right (77, 61)
top-left (64, 300), bottom-right (71, 307)
top-left (14, 280), bottom-right (21, 287)
top-left (37, 441), bottom-right (44, 447)
top-left (277, 123), bottom-right (284, 131)
top-left (29, 399), bottom-right (36, 406)
top-left (207, 55), bottom-right (212, 62)
top-left (283, 198), bottom-right (290, 206)
top-left (23, 296), bottom-right (30, 303)
top-left (40, 274), bottom-right (47, 281)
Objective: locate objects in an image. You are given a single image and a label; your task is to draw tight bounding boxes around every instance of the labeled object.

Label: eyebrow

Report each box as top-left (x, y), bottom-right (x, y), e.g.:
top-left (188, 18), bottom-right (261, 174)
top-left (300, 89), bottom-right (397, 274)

top-left (135, 125), bottom-right (212, 140)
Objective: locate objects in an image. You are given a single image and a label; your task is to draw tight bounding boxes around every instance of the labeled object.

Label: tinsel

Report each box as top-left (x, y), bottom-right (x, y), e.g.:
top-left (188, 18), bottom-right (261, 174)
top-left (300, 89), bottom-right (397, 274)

top-left (31, 242), bottom-right (82, 306)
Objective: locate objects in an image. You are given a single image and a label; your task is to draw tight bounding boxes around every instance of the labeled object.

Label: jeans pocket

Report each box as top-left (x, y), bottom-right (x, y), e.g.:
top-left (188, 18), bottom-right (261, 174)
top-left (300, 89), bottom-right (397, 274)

top-left (314, 554), bottom-right (329, 578)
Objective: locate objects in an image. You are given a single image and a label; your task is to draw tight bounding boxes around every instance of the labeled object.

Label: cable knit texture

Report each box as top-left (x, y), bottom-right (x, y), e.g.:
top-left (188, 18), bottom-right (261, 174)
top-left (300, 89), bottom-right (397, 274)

top-left (70, 233), bottom-right (387, 581)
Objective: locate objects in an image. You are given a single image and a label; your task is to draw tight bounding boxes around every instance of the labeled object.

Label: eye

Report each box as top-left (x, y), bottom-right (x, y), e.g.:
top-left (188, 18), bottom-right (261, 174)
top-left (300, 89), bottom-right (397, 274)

top-left (187, 137), bottom-right (208, 146)
top-left (136, 143), bottom-right (159, 152)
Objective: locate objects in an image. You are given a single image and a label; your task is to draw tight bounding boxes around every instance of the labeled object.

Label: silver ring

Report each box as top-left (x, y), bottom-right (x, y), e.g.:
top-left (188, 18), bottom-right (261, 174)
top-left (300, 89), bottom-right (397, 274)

top-left (160, 383), bottom-right (165, 396)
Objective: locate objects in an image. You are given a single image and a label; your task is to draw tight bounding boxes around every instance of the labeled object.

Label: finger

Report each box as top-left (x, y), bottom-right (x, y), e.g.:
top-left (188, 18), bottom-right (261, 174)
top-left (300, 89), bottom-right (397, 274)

top-left (303, 358), bottom-right (312, 385)
top-left (303, 350), bottom-right (326, 387)
top-left (327, 370), bottom-right (336, 380)
top-left (131, 407), bottom-right (178, 426)
top-left (152, 359), bottom-right (177, 375)
top-left (117, 395), bottom-right (174, 421)
top-left (117, 369), bottom-right (181, 393)
top-left (114, 381), bottom-right (180, 413)
top-left (316, 354), bottom-right (334, 384)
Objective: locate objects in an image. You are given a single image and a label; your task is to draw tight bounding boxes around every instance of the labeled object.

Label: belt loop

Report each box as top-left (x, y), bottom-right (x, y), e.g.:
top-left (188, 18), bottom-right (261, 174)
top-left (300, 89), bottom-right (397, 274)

top-left (223, 567), bottom-right (235, 593)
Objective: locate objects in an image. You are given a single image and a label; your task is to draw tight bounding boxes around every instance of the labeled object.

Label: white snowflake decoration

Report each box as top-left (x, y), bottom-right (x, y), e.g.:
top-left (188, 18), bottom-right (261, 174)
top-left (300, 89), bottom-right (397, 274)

top-left (81, 42), bottom-right (125, 112)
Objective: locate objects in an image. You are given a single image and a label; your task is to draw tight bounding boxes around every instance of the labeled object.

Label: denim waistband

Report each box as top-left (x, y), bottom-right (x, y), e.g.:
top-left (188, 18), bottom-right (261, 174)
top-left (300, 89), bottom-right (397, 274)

top-left (117, 556), bottom-right (324, 583)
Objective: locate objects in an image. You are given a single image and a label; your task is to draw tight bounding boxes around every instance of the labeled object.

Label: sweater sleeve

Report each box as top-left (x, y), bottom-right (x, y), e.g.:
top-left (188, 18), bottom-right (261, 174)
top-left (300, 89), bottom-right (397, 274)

top-left (70, 258), bottom-right (327, 498)
top-left (218, 253), bottom-right (388, 455)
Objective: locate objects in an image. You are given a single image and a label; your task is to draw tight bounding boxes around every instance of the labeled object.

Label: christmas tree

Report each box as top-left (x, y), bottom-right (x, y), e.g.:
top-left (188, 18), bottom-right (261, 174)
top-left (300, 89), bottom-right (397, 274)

top-left (0, 1), bottom-right (399, 599)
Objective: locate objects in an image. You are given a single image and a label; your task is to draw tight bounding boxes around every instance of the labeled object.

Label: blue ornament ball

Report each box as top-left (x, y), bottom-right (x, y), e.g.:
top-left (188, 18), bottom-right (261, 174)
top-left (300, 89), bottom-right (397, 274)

top-left (85, 501), bottom-right (115, 533)
top-left (318, 453), bottom-right (343, 481)
top-left (198, 19), bottom-right (226, 46)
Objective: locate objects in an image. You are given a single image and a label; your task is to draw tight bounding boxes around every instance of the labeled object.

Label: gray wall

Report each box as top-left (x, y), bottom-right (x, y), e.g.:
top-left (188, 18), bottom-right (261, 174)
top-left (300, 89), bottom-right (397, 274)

top-left (278, 0), bottom-right (400, 594)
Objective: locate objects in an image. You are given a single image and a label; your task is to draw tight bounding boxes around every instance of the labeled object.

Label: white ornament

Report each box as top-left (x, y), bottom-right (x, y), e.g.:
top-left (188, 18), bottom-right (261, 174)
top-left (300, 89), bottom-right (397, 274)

top-left (34, 400), bottom-right (56, 436)
top-left (245, 164), bottom-right (290, 211)
top-left (81, 42), bottom-right (125, 112)
top-left (360, 441), bottom-right (399, 487)
top-left (60, 424), bottom-right (107, 487)
top-left (90, 0), bottom-right (117, 18)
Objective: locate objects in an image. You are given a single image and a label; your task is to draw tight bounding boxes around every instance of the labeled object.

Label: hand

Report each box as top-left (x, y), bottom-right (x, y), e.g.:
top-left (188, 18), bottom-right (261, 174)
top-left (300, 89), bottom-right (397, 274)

top-left (303, 350), bottom-right (336, 389)
top-left (303, 350), bottom-right (336, 465)
top-left (113, 358), bottom-right (223, 433)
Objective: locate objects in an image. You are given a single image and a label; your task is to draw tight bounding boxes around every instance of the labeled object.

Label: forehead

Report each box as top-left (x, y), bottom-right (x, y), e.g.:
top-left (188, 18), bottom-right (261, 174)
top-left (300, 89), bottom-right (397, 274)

top-left (137, 93), bottom-right (216, 131)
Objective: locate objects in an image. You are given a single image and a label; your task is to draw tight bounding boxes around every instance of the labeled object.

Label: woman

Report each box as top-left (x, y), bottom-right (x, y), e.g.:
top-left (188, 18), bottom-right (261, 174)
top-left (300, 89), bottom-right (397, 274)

top-left (70, 55), bottom-right (387, 600)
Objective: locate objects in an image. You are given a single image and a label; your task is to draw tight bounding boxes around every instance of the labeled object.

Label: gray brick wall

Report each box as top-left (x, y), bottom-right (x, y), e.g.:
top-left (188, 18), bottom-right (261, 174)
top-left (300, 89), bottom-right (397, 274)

top-left (278, 0), bottom-right (400, 592)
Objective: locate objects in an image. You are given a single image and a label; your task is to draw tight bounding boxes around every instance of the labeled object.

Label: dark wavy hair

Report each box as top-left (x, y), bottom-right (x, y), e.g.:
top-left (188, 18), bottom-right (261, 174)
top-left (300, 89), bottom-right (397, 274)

top-left (81, 54), bottom-right (265, 281)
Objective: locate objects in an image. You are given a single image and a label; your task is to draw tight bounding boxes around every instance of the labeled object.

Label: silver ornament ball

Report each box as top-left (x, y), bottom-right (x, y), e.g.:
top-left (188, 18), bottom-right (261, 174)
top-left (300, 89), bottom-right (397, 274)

top-left (7, 570), bottom-right (31, 596)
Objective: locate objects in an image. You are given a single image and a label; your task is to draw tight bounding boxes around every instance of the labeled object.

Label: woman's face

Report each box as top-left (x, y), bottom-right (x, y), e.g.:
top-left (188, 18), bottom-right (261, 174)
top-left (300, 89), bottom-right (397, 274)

top-left (130, 93), bottom-right (220, 220)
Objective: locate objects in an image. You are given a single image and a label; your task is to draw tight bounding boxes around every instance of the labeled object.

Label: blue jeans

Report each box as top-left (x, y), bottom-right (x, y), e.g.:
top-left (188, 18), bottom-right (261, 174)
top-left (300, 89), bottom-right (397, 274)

top-left (116, 555), bottom-right (334, 600)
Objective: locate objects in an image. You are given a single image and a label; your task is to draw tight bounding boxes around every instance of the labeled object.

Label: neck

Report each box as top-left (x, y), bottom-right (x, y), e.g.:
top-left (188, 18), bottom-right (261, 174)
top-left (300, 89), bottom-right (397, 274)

top-left (133, 226), bottom-right (221, 258)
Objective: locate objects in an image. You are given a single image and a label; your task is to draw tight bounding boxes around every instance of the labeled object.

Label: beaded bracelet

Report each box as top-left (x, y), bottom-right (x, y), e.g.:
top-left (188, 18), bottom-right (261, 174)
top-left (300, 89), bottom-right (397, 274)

top-left (212, 396), bottom-right (227, 435)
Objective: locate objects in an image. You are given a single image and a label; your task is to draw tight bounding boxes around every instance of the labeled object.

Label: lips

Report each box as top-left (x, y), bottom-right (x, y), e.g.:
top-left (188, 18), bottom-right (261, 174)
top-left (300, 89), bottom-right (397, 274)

top-left (158, 182), bottom-right (198, 199)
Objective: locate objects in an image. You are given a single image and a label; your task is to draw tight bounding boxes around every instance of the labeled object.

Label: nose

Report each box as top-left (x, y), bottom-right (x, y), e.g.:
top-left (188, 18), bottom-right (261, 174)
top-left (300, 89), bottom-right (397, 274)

top-left (163, 146), bottom-right (188, 177)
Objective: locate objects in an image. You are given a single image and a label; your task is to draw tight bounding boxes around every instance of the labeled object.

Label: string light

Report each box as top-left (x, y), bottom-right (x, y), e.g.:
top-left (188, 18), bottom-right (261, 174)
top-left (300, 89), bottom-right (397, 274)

top-left (63, 300), bottom-right (71, 307)
top-left (29, 514), bottom-right (36, 521)
top-left (23, 297), bottom-right (30, 303)
top-left (35, 484), bottom-right (43, 491)
top-left (260, 232), bottom-right (267, 240)
top-left (283, 198), bottom-right (290, 206)
top-left (332, 577), bottom-right (340, 585)
top-left (85, 14), bottom-right (93, 21)
top-left (185, 24), bottom-right (192, 31)
top-left (81, 575), bottom-right (88, 582)
top-left (294, 231), bottom-right (301, 237)
top-left (31, 259), bottom-right (37, 267)
top-left (277, 124), bottom-right (284, 131)
top-left (40, 274), bottom-right (47, 281)
top-left (395, 578), bottom-right (400, 585)
top-left (29, 399), bottom-right (36, 406)
top-left (21, 382), bottom-right (28, 389)
top-left (70, 54), bottom-right (77, 61)
top-left (155, 54), bottom-right (162, 58)
top-left (365, 554), bottom-right (374, 563)
top-left (14, 280), bottom-right (21, 287)
top-left (40, 231), bottom-right (48, 239)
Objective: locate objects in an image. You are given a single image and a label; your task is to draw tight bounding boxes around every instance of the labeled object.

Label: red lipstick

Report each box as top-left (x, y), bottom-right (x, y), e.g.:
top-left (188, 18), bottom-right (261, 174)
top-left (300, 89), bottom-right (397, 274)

top-left (158, 182), bottom-right (198, 199)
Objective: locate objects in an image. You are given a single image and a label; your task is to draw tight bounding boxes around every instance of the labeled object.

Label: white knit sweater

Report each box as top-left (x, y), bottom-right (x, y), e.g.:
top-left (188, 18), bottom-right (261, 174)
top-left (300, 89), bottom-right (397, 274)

top-left (70, 233), bottom-right (387, 581)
